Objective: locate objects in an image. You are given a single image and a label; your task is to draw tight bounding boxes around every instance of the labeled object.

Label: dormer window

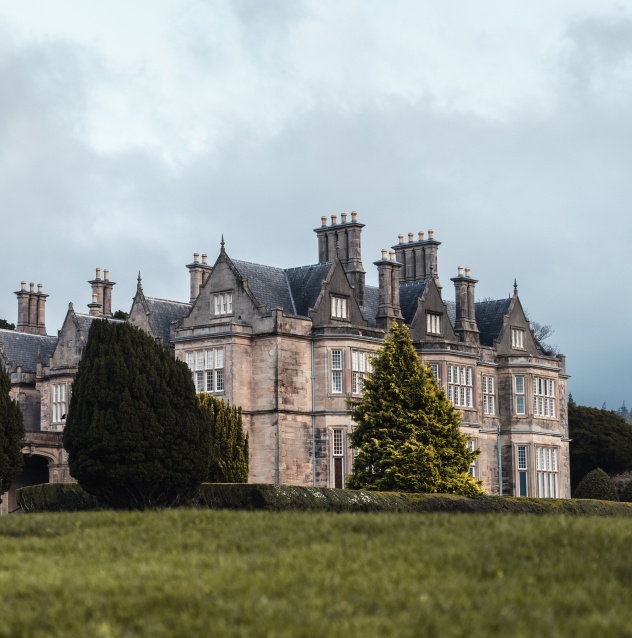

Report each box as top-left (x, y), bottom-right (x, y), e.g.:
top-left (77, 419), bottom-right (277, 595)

top-left (213, 292), bottom-right (233, 316)
top-left (511, 327), bottom-right (525, 349)
top-left (331, 295), bottom-right (348, 320)
top-left (426, 312), bottom-right (442, 335)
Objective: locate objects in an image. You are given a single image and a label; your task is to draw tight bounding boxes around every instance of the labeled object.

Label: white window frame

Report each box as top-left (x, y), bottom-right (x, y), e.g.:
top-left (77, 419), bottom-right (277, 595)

top-left (533, 377), bottom-right (556, 418)
top-left (331, 295), bottom-right (349, 320)
top-left (515, 375), bottom-right (526, 415)
top-left (352, 350), bottom-right (372, 395)
top-left (429, 363), bottom-right (441, 382)
top-left (426, 312), bottom-right (442, 335)
top-left (536, 446), bottom-right (559, 498)
top-left (447, 365), bottom-right (473, 408)
top-left (186, 348), bottom-right (225, 394)
top-left (213, 292), bottom-right (233, 317)
top-left (51, 382), bottom-right (69, 425)
top-left (511, 327), bottom-right (525, 349)
top-left (517, 445), bottom-right (529, 497)
top-left (331, 349), bottom-right (343, 394)
top-left (482, 375), bottom-right (496, 415)
top-left (467, 439), bottom-right (477, 478)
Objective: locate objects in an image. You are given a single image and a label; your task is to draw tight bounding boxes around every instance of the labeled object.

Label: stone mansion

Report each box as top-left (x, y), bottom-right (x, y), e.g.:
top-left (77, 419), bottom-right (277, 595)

top-left (0, 213), bottom-right (570, 511)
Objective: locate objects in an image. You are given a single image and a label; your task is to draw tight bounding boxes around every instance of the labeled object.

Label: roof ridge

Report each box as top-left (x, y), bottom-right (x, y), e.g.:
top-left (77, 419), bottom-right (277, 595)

top-left (285, 262), bottom-right (332, 272)
top-left (146, 296), bottom-right (191, 305)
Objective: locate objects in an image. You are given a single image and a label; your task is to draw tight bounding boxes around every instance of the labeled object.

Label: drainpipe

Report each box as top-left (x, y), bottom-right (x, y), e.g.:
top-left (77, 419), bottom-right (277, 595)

top-left (497, 421), bottom-right (503, 496)
top-left (311, 339), bottom-right (316, 486)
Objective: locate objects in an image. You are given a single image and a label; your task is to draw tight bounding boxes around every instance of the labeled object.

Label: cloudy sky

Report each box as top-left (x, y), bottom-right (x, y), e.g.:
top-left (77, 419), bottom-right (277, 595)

top-left (1, 0), bottom-right (631, 409)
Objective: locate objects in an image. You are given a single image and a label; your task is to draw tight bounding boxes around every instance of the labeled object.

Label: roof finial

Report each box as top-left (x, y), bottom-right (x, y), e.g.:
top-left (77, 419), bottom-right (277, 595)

top-left (137, 271), bottom-right (142, 284)
top-left (221, 234), bottom-right (225, 254)
top-left (513, 279), bottom-right (518, 295)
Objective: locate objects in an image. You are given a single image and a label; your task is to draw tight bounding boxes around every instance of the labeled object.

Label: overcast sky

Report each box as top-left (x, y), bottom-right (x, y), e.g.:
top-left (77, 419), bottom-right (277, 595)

top-left (1, 1), bottom-right (631, 409)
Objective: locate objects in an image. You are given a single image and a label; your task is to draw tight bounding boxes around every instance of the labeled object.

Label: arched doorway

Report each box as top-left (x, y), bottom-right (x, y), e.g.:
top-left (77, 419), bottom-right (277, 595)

top-left (5, 455), bottom-right (50, 513)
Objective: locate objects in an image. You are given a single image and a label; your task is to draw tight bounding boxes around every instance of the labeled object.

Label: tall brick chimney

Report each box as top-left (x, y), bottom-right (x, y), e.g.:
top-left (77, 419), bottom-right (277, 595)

top-left (392, 229), bottom-right (441, 289)
top-left (374, 249), bottom-right (403, 330)
top-left (14, 281), bottom-right (48, 335)
top-left (314, 212), bottom-right (366, 306)
top-left (451, 266), bottom-right (479, 345)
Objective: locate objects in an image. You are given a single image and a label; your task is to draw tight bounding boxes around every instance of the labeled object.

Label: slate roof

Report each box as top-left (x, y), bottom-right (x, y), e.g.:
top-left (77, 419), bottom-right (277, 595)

top-left (145, 298), bottom-right (191, 343)
top-left (286, 263), bottom-right (332, 316)
top-left (0, 329), bottom-right (57, 372)
top-left (232, 259), bottom-right (296, 314)
top-left (361, 285), bottom-right (380, 328)
top-left (475, 298), bottom-right (511, 347)
top-left (399, 281), bottom-right (427, 325)
top-left (445, 300), bottom-right (456, 327)
top-left (73, 313), bottom-right (124, 335)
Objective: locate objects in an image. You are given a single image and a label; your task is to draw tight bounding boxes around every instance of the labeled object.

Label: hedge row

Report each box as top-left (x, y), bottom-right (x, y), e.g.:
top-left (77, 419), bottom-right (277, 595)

top-left (15, 482), bottom-right (632, 516)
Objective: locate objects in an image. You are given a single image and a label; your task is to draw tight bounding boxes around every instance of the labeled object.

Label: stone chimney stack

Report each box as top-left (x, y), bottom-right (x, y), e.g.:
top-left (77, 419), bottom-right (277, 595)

top-left (88, 292), bottom-right (102, 316)
top-left (35, 283), bottom-right (48, 335)
top-left (186, 252), bottom-right (213, 304)
top-left (102, 269), bottom-right (115, 318)
top-left (314, 212), bottom-right (366, 306)
top-left (88, 268), bottom-right (115, 317)
top-left (15, 281), bottom-right (29, 332)
top-left (14, 281), bottom-right (47, 334)
top-left (451, 266), bottom-right (479, 345)
top-left (374, 249), bottom-right (403, 330)
top-left (392, 228), bottom-right (441, 289)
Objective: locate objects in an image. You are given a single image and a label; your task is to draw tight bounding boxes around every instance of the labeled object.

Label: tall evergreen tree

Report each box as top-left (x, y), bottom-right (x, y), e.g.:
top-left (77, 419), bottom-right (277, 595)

top-left (198, 394), bottom-right (249, 483)
top-left (63, 320), bottom-right (210, 509)
top-left (0, 367), bottom-right (25, 501)
top-left (348, 322), bottom-right (482, 496)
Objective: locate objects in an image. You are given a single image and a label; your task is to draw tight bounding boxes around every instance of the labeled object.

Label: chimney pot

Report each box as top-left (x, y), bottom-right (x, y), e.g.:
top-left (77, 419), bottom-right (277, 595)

top-left (398, 234), bottom-right (404, 244)
top-left (381, 248), bottom-right (388, 260)
top-left (96, 267), bottom-right (101, 279)
top-left (408, 232), bottom-right (414, 243)
top-left (193, 253), bottom-right (199, 263)
top-left (331, 214), bottom-right (337, 225)
top-left (202, 254), bottom-right (207, 265)
top-left (29, 282), bottom-right (35, 292)
top-left (104, 269), bottom-right (109, 281)
top-left (37, 283), bottom-right (43, 293)
top-left (351, 211), bottom-right (357, 222)
top-left (428, 229), bottom-right (434, 240)
top-left (458, 266), bottom-right (464, 276)
top-left (92, 293), bottom-right (97, 303)
top-left (341, 212), bottom-right (347, 223)
top-left (389, 250), bottom-right (396, 261)
top-left (321, 216), bottom-right (327, 227)
top-left (21, 281), bottom-right (26, 291)
top-left (418, 231), bottom-right (424, 240)
top-left (465, 267), bottom-right (471, 277)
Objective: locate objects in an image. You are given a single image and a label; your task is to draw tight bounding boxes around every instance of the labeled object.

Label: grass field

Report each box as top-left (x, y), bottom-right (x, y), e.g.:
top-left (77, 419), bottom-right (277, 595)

top-left (1, 510), bottom-right (631, 637)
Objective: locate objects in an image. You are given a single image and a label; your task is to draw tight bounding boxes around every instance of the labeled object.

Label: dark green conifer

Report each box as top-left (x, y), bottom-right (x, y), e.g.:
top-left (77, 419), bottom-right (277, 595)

top-left (63, 320), bottom-right (210, 509)
top-left (348, 322), bottom-right (482, 496)
top-left (572, 468), bottom-right (619, 501)
top-left (0, 367), bottom-right (25, 502)
top-left (198, 394), bottom-right (249, 483)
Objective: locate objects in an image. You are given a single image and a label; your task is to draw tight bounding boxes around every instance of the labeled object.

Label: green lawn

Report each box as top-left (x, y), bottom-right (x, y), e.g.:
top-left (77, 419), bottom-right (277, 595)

top-left (1, 510), bottom-right (631, 637)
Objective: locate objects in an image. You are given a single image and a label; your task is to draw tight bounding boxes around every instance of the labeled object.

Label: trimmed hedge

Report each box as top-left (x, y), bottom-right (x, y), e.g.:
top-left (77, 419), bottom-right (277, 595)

top-left (16, 482), bottom-right (632, 516)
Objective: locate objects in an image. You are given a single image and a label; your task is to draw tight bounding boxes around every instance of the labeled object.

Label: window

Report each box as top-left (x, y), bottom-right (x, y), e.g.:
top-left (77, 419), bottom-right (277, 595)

top-left (352, 351), bottom-right (372, 394)
top-left (536, 447), bottom-right (558, 498)
top-left (331, 296), bottom-right (348, 320)
top-left (482, 376), bottom-right (496, 415)
top-left (186, 348), bottom-right (224, 394)
top-left (533, 377), bottom-right (556, 417)
top-left (511, 327), bottom-right (525, 349)
top-left (331, 349), bottom-right (343, 393)
top-left (429, 363), bottom-right (440, 382)
top-left (447, 365), bottom-right (473, 408)
top-left (51, 383), bottom-right (69, 425)
top-left (467, 439), bottom-right (477, 478)
top-left (332, 428), bottom-right (345, 488)
top-left (517, 445), bottom-right (528, 496)
top-left (213, 292), bottom-right (233, 316)
top-left (426, 312), bottom-right (442, 335)
top-left (515, 376), bottom-right (526, 415)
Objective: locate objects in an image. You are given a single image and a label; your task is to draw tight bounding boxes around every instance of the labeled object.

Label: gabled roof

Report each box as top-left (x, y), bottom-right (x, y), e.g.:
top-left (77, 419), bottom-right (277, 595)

top-left (475, 298), bottom-right (512, 347)
top-left (286, 262), bottom-right (332, 317)
top-left (232, 259), bottom-right (296, 314)
top-left (145, 298), bottom-right (191, 343)
top-left (399, 281), bottom-right (428, 325)
top-left (0, 329), bottom-right (57, 372)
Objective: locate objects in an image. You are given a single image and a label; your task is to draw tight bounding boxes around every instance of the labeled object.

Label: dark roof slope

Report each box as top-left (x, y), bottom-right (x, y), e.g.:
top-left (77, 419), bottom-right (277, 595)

top-left (74, 313), bottom-right (124, 335)
top-left (361, 285), bottom-right (380, 328)
top-left (475, 298), bottom-right (511, 346)
top-left (146, 298), bottom-right (191, 343)
top-left (0, 330), bottom-right (57, 372)
top-left (286, 262), bottom-right (332, 317)
top-left (232, 259), bottom-right (295, 313)
top-left (399, 281), bottom-right (427, 325)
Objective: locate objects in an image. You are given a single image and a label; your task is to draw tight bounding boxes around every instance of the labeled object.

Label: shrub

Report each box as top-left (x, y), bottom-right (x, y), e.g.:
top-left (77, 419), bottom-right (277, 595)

top-left (17, 483), bottom-right (100, 512)
top-left (0, 367), bottom-right (25, 504)
top-left (573, 468), bottom-right (619, 501)
top-left (620, 480), bottom-right (632, 503)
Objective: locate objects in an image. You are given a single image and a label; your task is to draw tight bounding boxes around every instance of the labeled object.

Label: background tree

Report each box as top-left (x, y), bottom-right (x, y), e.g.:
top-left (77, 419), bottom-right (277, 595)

top-left (0, 367), bottom-right (25, 502)
top-left (568, 403), bottom-right (632, 491)
top-left (348, 322), bottom-right (482, 496)
top-left (63, 320), bottom-right (210, 509)
top-left (198, 394), bottom-right (249, 483)
top-left (112, 310), bottom-right (129, 320)
top-left (0, 319), bottom-right (15, 330)
top-left (572, 468), bottom-right (619, 501)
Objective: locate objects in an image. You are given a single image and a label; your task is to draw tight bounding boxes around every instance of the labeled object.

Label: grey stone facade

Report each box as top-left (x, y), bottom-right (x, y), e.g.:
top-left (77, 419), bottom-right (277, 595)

top-left (1, 215), bottom-right (570, 512)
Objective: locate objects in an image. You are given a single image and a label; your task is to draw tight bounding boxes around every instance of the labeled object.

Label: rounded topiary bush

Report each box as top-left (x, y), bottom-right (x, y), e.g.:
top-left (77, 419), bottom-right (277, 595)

top-left (573, 468), bottom-right (619, 501)
top-left (620, 479), bottom-right (632, 503)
